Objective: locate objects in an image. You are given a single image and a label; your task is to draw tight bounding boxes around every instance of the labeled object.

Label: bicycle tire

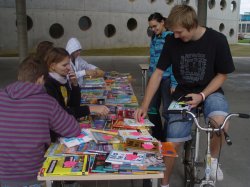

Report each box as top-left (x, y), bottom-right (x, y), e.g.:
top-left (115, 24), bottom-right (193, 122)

top-left (183, 140), bottom-right (196, 187)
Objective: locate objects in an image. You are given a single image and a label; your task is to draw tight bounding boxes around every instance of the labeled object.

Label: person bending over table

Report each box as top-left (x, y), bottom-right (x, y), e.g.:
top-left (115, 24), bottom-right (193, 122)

top-left (135, 5), bottom-right (235, 187)
top-left (0, 56), bottom-right (81, 187)
top-left (44, 47), bottom-right (109, 142)
top-left (66, 37), bottom-right (105, 87)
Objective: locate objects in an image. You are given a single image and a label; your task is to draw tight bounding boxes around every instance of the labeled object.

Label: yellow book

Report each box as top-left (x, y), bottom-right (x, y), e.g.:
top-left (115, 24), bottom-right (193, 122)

top-left (39, 156), bottom-right (85, 176)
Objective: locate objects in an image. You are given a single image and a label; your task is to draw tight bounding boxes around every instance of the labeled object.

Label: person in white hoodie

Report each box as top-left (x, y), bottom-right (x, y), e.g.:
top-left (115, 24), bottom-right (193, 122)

top-left (66, 37), bottom-right (105, 86)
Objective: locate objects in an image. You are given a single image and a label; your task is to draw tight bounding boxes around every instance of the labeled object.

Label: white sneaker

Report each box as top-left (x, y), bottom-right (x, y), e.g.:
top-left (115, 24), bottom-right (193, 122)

top-left (210, 158), bottom-right (224, 181)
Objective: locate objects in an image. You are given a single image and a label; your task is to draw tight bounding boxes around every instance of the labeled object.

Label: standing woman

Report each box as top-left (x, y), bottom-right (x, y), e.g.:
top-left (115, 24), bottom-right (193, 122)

top-left (44, 47), bottom-right (109, 142)
top-left (147, 12), bottom-right (177, 142)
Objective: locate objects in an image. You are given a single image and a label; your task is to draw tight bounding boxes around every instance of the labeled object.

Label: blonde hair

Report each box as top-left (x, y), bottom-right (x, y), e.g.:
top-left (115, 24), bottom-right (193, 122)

top-left (168, 5), bottom-right (198, 31)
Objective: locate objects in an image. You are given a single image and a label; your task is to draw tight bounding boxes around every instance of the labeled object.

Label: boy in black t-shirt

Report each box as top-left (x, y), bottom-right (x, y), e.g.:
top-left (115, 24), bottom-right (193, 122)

top-left (135, 5), bottom-right (235, 187)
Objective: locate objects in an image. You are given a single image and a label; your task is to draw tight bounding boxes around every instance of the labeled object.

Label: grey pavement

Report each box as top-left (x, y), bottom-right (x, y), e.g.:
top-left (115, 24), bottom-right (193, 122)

top-left (0, 56), bottom-right (250, 187)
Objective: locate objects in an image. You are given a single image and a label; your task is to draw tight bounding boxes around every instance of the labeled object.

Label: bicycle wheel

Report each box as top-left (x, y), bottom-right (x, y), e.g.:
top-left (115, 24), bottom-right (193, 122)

top-left (183, 140), bottom-right (196, 187)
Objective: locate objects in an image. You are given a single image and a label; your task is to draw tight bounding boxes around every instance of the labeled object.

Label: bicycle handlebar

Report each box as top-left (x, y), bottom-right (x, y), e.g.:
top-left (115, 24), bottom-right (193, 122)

top-left (168, 109), bottom-right (250, 132)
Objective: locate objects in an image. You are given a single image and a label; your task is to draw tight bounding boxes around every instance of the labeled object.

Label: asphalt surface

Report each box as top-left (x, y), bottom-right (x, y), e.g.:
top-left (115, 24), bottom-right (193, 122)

top-left (0, 56), bottom-right (250, 187)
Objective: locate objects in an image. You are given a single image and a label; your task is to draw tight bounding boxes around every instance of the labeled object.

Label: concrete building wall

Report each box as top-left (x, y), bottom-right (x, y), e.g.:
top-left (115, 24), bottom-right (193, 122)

top-left (0, 0), bottom-right (241, 51)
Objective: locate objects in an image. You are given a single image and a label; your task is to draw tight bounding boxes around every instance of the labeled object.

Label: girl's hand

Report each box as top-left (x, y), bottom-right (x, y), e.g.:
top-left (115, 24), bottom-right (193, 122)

top-left (68, 70), bottom-right (78, 86)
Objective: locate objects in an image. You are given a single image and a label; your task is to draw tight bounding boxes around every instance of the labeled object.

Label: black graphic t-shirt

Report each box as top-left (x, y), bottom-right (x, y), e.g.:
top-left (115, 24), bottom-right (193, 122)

top-left (157, 27), bottom-right (235, 100)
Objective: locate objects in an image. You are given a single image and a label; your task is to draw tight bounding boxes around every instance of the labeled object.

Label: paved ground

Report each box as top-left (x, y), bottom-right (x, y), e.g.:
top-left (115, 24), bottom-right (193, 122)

top-left (0, 56), bottom-right (250, 187)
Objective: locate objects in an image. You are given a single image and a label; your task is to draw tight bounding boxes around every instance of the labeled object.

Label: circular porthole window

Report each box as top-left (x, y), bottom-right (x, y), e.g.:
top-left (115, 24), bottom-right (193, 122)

top-left (229, 28), bottom-right (234, 37)
top-left (127, 18), bottom-right (137, 31)
top-left (220, 0), bottom-right (227, 10)
top-left (208, 0), bottom-right (216, 9)
top-left (79, 16), bottom-right (92, 31)
top-left (219, 23), bottom-right (225, 32)
top-left (165, 0), bottom-right (174, 5)
top-left (231, 1), bottom-right (237, 12)
top-left (15, 15), bottom-right (33, 31)
top-left (104, 24), bottom-right (116, 38)
top-left (49, 23), bottom-right (64, 39)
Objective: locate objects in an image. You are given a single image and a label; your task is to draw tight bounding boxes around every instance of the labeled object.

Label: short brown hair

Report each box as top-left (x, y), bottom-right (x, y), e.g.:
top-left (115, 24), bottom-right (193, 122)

top-left (35, 41), bottom-right (54, 61)
top-left (168, 5), bottom-right (198, 31)
top-left (18, 56), bottom-right (48, 83)
top-left (45, 47), bottom-right (69, 69)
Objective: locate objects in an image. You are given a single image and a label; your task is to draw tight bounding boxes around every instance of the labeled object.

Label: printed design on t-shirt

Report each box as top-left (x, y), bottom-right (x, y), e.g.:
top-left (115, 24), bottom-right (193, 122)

top-left (180, 53), bottom-right (206, 83)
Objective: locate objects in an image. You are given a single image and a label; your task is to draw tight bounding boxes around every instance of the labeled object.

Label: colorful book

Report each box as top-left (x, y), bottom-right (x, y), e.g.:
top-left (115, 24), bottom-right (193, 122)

top-left (125, 138), bottom-right (160, 153)
top-left (161, 142), bottom-right (178, 157)
top-left (91, 153), bottom-right (109, 173)
top-left (123, 118), bottom-right (154, 127)
top-left (39, 155), bottom-right (88, 176)
top-left (90, 129), bottom-right (120, 144)
top-left (105, 150), bottom-right (146, 165)
top-left (118, 129), bottom-right (154, 142)
top-left (168, 100), bottom-right (191, 111)
top-left (59, 129), bottom-right (92, 148)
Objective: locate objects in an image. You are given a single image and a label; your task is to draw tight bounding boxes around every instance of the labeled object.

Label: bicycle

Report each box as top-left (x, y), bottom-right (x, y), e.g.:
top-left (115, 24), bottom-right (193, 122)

top-left (168, 107), bottom-right (250, 187)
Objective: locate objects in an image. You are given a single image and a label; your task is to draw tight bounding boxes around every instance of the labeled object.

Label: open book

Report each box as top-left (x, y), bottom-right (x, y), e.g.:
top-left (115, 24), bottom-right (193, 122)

top-left (168, 100), bottom-right (191, 111)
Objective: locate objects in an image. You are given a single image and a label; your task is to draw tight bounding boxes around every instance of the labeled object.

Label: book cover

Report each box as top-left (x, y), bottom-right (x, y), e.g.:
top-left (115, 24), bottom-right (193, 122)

top-left (161, 142), bottom-right (178, 157)
top-left (59, 129), bottom-right (92, 148)
top-left (123, 118), bottom-right (154, 127)
top-left (90, 130), bottom-right (120, 144)
top-left (91, 153), bottom-right (109, 173)
top-left (125, 138), bottom-right (160, 153)
top-left (40, 155), bottom-right (87, 176)
top-left (105, 150), bottom-right (146, 165)
top-left (168, 100), bottom-right (191, 111)
top-left (118, 129), bottom-right (154, 142)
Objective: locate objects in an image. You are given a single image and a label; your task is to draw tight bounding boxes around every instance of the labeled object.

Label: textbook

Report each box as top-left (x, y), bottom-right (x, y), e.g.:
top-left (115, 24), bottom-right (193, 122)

top-left (59, 129), bottom-right (92, 148)
top-left (90, 129), bottom-right (120, 144)
top-left (39, 155), bottom-right (88, 176)
top-left (161, 142), bottom-right (178, 157)
top-left (105, 150), bottom-right (146, 165)
top-left (118, 129), bottom-right (154, 142)
top-left (123, 118), bottom-right (154, 127)
top-left (168, 100), bottom-right (191, 111)
top-left (91, 153), bottom-right (109, 173)
top-left (125, 138), bottom-right (160, 153)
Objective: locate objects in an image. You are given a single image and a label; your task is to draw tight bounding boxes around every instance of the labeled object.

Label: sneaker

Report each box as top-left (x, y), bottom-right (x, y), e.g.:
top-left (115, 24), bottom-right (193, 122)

top-left (210, 158), bottom-right (224, 181)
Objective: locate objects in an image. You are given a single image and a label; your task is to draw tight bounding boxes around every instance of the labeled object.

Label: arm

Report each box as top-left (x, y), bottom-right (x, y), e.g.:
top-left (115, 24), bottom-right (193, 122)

top-left (187, 73), bottom-right (227, 108)
top-left (134, 68), bottom-right (163, 121)
top-left (50, 100), bottom-right (81, 138)
top-left (169, 65), bottom-right (177, 92)
top-left (74, 58), bottom-right (97, 78)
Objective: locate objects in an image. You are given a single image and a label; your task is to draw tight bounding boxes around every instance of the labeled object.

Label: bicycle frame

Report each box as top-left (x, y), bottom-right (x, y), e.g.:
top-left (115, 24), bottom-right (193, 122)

top-left (172, 110), bottom-right (250, 187)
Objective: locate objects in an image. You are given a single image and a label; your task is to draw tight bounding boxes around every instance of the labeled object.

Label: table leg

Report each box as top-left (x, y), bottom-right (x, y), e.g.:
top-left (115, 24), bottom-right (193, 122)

top-left (152, 178), bottom-right (158, 187)
top-left (141, 70), bottom-right (145, 96)
top-left (144, 70), bottom-right (147, 93)
top-left (46, 180), bottom-right (52, 187)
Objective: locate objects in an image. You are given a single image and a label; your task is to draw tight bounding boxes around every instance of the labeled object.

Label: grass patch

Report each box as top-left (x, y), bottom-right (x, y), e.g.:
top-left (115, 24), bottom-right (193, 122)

top-left (0, 44), bottom-right (249, 57)
top-left (238, 39), bottom-right (250, 43)
top-left (230, 44), bottom-right (250, 57)
top-left (82, 47), bottom-right (150, 56)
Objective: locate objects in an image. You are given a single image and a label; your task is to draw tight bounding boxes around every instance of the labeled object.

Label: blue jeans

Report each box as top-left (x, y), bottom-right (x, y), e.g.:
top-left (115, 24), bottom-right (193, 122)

top-left (165, 92), bottom-right (229, 142)
top-left (148, 77), bottom-right (172, 141)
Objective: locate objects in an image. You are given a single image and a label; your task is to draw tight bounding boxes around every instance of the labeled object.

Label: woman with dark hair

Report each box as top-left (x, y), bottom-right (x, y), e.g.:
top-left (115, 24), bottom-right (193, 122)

top-left (147, 12), bottom-right (177, 142)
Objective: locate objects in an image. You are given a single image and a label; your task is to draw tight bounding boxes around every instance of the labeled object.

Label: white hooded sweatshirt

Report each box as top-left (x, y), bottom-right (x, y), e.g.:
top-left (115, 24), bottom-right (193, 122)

top-left (66, 37), bottom-right (97, 86)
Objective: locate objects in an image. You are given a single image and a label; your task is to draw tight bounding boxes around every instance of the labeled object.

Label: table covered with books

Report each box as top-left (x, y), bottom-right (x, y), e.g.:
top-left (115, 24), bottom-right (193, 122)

top-left (38, 72), bottom-right (177, 187)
